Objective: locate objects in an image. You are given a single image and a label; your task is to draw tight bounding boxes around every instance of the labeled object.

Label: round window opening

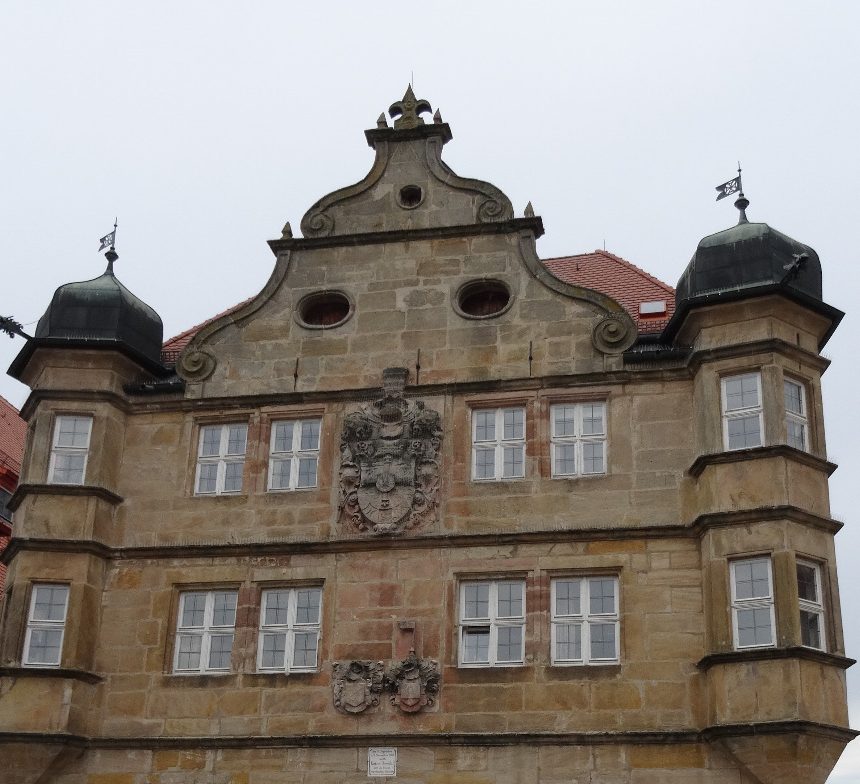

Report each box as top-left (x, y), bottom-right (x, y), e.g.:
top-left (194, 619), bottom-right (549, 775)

top-left (297, 291), bottom-right (352, 329)
top-left (456, 280), bottom-right (513, 319)
top-left (398, 185), bottom-right (423, 209)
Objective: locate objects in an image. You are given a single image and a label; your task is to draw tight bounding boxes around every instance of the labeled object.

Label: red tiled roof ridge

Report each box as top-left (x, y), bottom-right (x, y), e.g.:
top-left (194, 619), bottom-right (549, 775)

top-left (543, 249), bottom-right (675, 295)
top-left (162, 297), bottom-right (255, 352)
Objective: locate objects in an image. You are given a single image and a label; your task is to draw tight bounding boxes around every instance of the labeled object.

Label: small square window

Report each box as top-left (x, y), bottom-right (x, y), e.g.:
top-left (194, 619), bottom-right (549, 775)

top-left (174, 590), bottom-right (238, 673)
top-left (268, 419), bottom-right (321, 491)
top-left (258, 587), bottom-right (322, 672)
top-left (730, 558), bottom-right (775, 649)
top-left (459, 580), bottom-right (525, 666)
top-left (550, 403), bottom-right (607, 477)
top-left (195, 424), bottom-right (248, 495)
top-left (551, 576), bottom-right (619, 665)
top-left (721, 373), bottom-right (763, 451)
top-left (23, 584), bottom-right (70, 667)
top-left (471, 408), bottom-right (525, 481)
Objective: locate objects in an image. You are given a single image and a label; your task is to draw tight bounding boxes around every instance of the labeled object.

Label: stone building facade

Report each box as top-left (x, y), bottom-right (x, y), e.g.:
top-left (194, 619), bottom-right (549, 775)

top-left (0, 88), bottom-right (853, 783)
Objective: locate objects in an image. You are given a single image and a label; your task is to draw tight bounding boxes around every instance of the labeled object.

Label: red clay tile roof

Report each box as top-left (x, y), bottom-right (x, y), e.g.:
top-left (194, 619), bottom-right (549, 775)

top-left (543, 250), bottom-right (675, 334)
top-left (161, 252), bottom-right (676, 356)
top-left (0, 395), bottom-right (26, 476)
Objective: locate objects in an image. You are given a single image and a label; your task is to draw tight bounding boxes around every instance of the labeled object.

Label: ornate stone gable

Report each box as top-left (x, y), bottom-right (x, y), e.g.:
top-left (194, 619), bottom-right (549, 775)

top-left (338, 367), bottom-right (442, 535)
top-left (385, 651), bottom-right (439, 714)
top-left (332, 660), bottom-right (384, 714)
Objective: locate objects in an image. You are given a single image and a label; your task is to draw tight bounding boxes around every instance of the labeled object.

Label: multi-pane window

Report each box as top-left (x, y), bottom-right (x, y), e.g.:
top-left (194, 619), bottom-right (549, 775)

top-left (48, 415), bottom-right (92, 485)
top-left (551, 576), bottom-right (619, 665)
top-left (459, 580), bottom-right (525, 666)
top-left (797, 560), bottom-right (825, 651)
top-left (784, 379), bottom-right (808, 451)
top-left (472, 408), bottom-right (525, 480)
top-left (23, 584), bottom-right (69, 667)
top-left (257, 587), bottom-right (322, 672)
top-left (268, 420), bottom-right (321, 491)
top-left (173, 590), bottom-right (238, 673)
top-left (195, 424), bottom-right (248, 495)
top-left (550, 403), bottom-right (607, 477)
top-left (730, 558), bottom-right (775, 649)
top-left (721, 373), bottom-right (763, 450)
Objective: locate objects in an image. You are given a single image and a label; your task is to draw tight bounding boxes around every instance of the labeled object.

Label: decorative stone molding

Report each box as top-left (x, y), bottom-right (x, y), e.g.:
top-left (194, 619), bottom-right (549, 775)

top-left (385, 650), bottom-right (439, 713)
top-left (177, 347), bottom-right (217, 382)
top-left (592, 314), bottom-right (637, 355)
top-left (332, 660), bottom-right (384, 714)
top-left (338, 367), bottom-right (442, 535)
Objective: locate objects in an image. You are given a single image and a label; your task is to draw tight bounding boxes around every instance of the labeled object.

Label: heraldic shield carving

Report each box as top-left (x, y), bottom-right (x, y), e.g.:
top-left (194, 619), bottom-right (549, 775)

top-left (385, 650), bottom-right (440, 714)
top-left (332, 660), bottom-right (384, 714)
top-left (339, 367), bottom-right (442, 535)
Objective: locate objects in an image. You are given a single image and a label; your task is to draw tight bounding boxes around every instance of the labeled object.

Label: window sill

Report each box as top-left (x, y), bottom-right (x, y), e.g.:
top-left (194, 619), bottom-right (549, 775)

top-left (688, 445), bottom-right (837, 478)
top-left (696, 647), bottom-right (855, 671)
top-left (0, 665), bottom-right (103, 684)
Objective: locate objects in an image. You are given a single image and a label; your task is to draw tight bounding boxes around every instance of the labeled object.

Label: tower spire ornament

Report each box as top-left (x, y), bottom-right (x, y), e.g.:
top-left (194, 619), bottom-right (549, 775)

top-left (389, 85), bottom-right (432, 130)
top-left (98, 218), bottom-right (119, 273)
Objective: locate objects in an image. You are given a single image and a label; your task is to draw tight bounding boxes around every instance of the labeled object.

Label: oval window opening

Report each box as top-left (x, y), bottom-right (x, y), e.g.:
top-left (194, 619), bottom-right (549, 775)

top-left (457, 281), bottom-right (512, 319)
top-left (398, 185), bottom-right (423, 209)
top-left (298, 292), bottom-right (351, 328)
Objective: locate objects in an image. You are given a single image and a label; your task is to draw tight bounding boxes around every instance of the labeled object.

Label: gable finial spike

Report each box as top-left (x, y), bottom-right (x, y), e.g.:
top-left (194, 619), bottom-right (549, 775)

top-left (433, 108), bottom-right (442, 124)
top-left (281, 221), bottom-right (293, 239)
top-left (524, 201), bottom-right (535, 218)
top-left (376, 113), bottom-right (388, 129)
top-left (389, 85), bottom-right (432, 130)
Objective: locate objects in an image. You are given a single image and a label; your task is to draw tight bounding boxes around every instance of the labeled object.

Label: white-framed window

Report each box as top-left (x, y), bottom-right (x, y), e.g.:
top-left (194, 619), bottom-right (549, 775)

top-left (173, 590), bottom-right (238, 673)
top-left (784, 378), bottom-right (808, 451)
top-left (550, 402), bottom-right (607, 477)
top-left (458, 580), bottom-right (525, 666)
top-left (48, 415), bottom-right (92, 485)
top-left (721, 373), bottom-right (763, 450)
top-left (23, 584), bottom-right (69, 667)
top-left (195, 423), bottom-right (248, 495)
top-left (797, 560), bottom-right (826, 651)
top-left (472, 408), bottom-right (525, 480)
top-left (268, 420), bottom-right (321, 491)
top-left (730, 557), bottom-right (775, 649)
top-left (257, 587), bottom-right (322, 672)
top-left (551, 576), bottom-right (619, 665)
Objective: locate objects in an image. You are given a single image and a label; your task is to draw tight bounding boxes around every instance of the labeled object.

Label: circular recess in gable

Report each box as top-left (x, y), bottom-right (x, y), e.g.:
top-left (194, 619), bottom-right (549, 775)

top-left (295, 290), bottom-right (353, 329)
top-left (454, 279), bottom-right (513, 320)
top-left (397, 185), bottom-right (424, 209)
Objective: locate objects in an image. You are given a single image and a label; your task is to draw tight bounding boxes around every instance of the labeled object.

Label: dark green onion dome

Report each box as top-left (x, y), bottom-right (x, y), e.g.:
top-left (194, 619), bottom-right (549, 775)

top-left (34, 255), bottom-right (164, 365)
top-left (675, 196), bottom-right (822, 305)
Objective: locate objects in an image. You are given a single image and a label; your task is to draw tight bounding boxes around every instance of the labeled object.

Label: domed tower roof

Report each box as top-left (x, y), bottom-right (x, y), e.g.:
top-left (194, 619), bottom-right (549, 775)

top-left (9, 245), bottom-right (165, 379)
top-left (675, 195), bottom-right (822, 304)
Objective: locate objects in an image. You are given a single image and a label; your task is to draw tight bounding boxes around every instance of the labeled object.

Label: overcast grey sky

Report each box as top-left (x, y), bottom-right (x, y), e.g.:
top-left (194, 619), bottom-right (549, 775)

top-left (1, 2), bottom-right (858, 778)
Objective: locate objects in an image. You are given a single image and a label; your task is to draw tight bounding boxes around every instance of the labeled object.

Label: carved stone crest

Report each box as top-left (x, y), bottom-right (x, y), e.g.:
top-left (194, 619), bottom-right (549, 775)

top-left (332, 660), bottom-right (384, 714)
top-left (385, 650), bottom-right (439, 713)
top-left (339, 367), bottom-right (442, 535)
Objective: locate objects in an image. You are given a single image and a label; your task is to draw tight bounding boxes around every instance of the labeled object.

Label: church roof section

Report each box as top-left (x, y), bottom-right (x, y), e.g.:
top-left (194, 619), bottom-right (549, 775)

top-left (543, 250), bottom-right (675, 333)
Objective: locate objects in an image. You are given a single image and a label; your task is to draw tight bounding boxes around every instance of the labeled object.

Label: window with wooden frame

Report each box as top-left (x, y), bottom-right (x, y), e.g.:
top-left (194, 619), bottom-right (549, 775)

top-left (550, 402), bottom-right (607, 477)
top-left (784, 378), bottom-right (809, 451)
top-left (471, 407), bottom-right (525, 481)
top-left (194, 423), bottom-right (248, 495)
top-left (721, 373), bottom-right (763, 450)
top-left (267, 419), bottom-right (321, 491)
top-left (48, 415), bottom-right (92, 485)
top-left (458, 579), bottom-right (525, 666)
top-left (23, 584), bottom-right (70, 667)
top-left (797, 559), bottom-right (826, 651)
top-left (173, 590), bottom-right (238, 673)
top-left (730, 557), bottom-right (775, 649)
top-left (551, 576), bottom-right (619, 665)
top-left (257, 586), bottom-right (322, 672)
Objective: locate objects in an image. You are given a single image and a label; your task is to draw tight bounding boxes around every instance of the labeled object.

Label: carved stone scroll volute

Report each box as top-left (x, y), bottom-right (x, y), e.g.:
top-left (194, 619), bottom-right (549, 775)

top-left (385, 650), bottom-right (440, 714)
top-left (332, 660), bottom-right (384, 714)
top-left (338, 367), bottom-right (442, 536)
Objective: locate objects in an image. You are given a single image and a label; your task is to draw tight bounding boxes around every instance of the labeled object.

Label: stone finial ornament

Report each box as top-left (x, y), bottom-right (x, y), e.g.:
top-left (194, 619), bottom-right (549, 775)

top-left (524, 201), bottom-right (535, 218)
top-left (385, 650), bottom-right (440, 713)
top-left (389, 85), bottom-right (432, 130)
top-left (339, 367), bottom-right (443, 535)
top-left (376, 113), bottom-right (388, 129)
top-left (332, 660), bottom-right (384, 714)
top-left (433, 108), bottom-right (443, 124)
top-left (281, 221), bottom-right (293, 238)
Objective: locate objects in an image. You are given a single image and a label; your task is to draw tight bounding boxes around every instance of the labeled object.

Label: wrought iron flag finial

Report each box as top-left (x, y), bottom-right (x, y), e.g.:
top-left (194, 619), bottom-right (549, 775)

top-left (389, 85), bottom-right (432, 130)
top-left (0, 315), bottom-right (30, 340)
top-left (99, 218), bottom-right (119, 273)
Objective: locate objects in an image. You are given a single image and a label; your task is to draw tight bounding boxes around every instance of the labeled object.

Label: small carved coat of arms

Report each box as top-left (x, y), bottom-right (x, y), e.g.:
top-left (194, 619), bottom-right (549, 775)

top-left (339, 367), bottom-right (442, 535)
top-left (332, 660), bottom-right (384, 714)
top-left (385, 650), bottom-right (439, 714)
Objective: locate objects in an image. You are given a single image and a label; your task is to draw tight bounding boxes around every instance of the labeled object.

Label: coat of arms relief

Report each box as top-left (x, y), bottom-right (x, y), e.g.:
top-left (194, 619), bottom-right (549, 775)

top-left (339, 367), bottom-right (442, 535)
top-left (332, 653), bottom-right (439, 715)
